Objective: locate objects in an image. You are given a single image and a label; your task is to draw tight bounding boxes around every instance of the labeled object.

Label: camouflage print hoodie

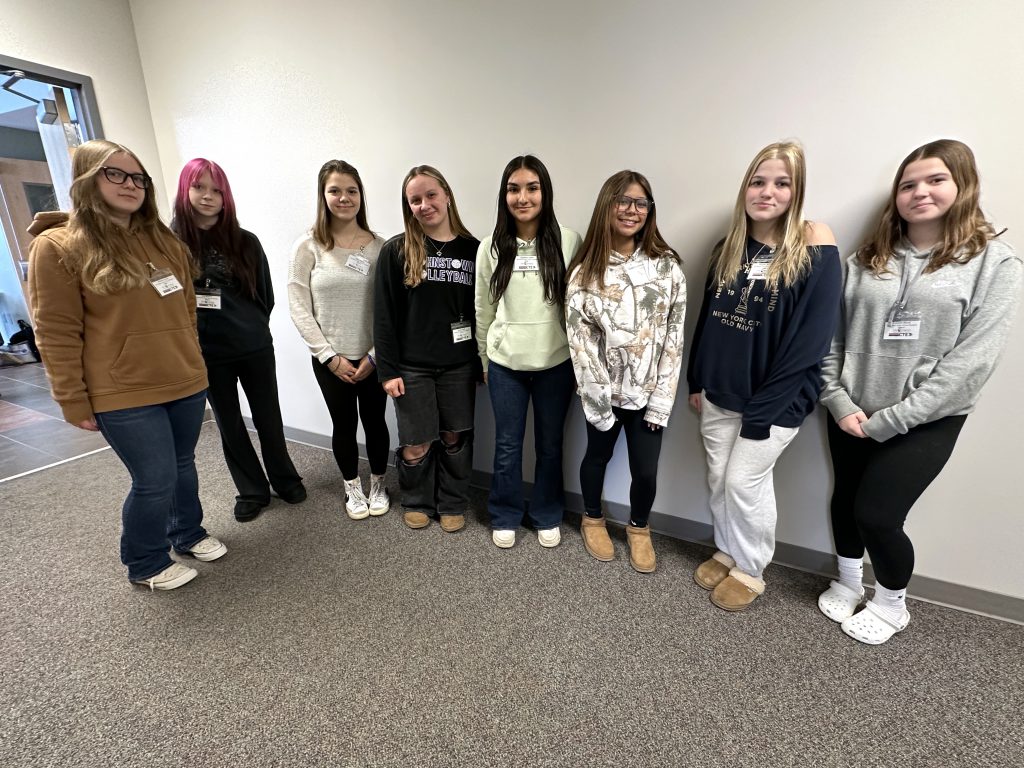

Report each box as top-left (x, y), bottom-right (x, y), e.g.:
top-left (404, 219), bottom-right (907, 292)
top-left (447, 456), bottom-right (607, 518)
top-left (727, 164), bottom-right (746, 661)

top-left (566, 248), bottom-right (687, 431)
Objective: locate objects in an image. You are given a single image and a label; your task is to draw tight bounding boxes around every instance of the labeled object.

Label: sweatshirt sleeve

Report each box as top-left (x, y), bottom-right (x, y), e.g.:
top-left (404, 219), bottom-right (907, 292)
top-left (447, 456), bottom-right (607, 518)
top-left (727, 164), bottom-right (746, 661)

top-left (862, 250), bottom-right (1023, 442)
top-left (474, 237), bottom-right (496, 372)
top-left (818, 256), bottom-right (862, 422)
top-left (373, 238), bottom-right (405, 382)
top-left (27, 234), bottom-right (93, 424)
top-left (287, 236), bottom-right (336, 363)
top-left (253, 234), bottom-right (274, 315)
top-left (741, 246), bottom-right (843, 439)
top-left (566, 274), bottom-right (616, 431)
top-left (644, 259), bottom-right (686, 427)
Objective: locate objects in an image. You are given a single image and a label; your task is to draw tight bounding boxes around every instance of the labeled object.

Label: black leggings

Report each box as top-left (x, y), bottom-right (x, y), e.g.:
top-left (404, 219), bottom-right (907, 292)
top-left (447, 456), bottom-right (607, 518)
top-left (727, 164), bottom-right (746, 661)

top-left (579, 407), bottom-right (663, 526)
top-left (827, 414), bottom-right (966, 590)
top-left (311, 357), bottom-right (390, 478)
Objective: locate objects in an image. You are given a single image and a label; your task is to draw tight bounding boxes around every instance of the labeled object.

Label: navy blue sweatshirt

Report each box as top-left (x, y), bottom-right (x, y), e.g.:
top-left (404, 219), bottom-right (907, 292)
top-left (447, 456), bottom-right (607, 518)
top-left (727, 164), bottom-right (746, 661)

top-left (373, 234), bottom-right (480, 381)
top-left (194, 228), bottom-right (274, 363)
top-left (686, 238), bottom-right (842, 439)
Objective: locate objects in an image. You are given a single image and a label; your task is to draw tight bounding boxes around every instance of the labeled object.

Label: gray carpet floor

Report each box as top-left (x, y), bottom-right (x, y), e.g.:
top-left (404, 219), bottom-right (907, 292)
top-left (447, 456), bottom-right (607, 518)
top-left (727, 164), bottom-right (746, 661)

top-left (1, 424), bottom-right (1021, 767)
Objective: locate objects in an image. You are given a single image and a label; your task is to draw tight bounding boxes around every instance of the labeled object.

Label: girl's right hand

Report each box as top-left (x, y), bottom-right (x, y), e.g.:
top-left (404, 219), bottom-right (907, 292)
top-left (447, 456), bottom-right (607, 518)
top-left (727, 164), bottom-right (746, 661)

top-left (329, 356), bottom-right (357, 382)
top-left (383, 377), bottom-right (405, 397)
top-left (837, 411), bottom-right (868, 438)
top-left (688, 393), bottom-right (702, 414)
top-left (77, 417), bottom-right (99, 432)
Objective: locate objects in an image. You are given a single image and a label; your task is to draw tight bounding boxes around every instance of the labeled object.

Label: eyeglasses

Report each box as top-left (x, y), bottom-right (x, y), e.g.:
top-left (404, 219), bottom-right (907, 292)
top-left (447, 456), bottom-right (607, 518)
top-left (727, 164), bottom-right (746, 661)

top-left (99, 166), bottom-right (151, 189)
top-left (613, 195), bottom-right (652, 212)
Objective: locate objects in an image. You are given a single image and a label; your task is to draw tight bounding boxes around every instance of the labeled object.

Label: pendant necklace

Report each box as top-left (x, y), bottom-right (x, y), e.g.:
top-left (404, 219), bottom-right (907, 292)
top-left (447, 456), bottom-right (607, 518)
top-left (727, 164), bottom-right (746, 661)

top-left (425, 236), bottom-right (449, 257)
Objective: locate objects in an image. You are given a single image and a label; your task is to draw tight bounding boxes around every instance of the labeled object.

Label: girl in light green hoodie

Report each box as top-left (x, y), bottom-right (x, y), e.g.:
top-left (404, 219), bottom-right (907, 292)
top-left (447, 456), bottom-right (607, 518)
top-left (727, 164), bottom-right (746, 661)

top-left (475, 155), bottom-right (580, 550)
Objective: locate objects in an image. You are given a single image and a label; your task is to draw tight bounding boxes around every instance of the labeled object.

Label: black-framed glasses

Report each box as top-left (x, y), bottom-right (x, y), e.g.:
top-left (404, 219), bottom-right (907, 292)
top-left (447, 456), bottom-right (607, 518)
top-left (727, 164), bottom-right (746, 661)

top-left (99, 166), bottom-right (151, 189)
top-left (614, 195), bottom-right (651, 212)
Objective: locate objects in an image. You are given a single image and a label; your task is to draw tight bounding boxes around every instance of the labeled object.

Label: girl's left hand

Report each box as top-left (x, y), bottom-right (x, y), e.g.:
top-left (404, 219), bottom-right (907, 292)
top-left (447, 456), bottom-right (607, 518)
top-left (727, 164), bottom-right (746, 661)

top-left (644, 421), bottom-right (662, 431)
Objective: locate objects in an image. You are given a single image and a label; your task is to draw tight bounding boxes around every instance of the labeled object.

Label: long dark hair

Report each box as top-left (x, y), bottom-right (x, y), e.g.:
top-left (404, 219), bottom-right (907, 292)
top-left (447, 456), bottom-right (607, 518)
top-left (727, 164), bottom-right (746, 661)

top-left (488, 155), bottom-right (566, 308)
top-left (171, 158), bottom-right (256, 298)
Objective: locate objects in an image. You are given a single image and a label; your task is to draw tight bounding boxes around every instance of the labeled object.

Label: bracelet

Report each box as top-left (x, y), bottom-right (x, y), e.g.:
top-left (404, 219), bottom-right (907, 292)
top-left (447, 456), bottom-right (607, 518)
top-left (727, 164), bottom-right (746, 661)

top-left (367, 354), bottom-right (376, 368)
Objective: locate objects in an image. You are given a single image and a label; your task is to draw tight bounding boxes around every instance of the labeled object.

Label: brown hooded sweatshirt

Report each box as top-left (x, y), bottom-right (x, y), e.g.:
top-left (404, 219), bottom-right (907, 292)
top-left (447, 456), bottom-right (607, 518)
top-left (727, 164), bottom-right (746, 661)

top-left (27, 212), bottom-right (207, 424)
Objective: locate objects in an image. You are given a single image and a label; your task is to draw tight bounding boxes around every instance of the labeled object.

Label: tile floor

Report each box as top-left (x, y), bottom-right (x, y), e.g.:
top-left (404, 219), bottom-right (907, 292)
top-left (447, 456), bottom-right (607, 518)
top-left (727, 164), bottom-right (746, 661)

top-left (0, 362), bottom-right (109, 481)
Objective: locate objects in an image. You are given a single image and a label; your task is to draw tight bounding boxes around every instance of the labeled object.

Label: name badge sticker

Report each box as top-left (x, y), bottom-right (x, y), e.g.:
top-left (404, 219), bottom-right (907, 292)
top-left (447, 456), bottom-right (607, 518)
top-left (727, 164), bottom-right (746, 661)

top-left (624, 260), bottom-right (650, 285)
top-left (883, 306), bottom-right (922, 340)
top-left (747, 256), bottom-right (772, 281)
top-left (149, 268), bottom-right (183, 297)
top-left (451, 320), bottom-right (472, 344)
top-left (514, 253), bottom-right (539, 272)
top-left (346, 253), bottom-right (371, 275)
top-left (196, 288), bottom-right (222, 309)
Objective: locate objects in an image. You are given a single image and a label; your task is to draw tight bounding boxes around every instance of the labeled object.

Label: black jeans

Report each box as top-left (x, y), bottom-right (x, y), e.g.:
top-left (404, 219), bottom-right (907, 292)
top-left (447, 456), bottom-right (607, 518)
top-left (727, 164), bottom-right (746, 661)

top-left (311, 356), bottom-right (390, 478)
top-left (394, 361), bottom-right (475, 515)
top-left (206, 348), bottom-right (303, 504)
top-left (827, 414), bottom-right (966, 590)
top-left (579, 406), bottom-right (664, 526)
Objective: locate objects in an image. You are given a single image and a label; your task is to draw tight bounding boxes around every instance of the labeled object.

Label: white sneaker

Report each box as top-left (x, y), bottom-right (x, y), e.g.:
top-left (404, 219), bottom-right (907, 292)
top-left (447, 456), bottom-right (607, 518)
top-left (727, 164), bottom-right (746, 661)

top-left (345, 478), bottom-right (369, 520)
top-left (368, 474), bottom-right (391, 517)
top-left (186, 536), bottom-right (227, 562)
top-left (537, 527), bottom-right (561, 548)
top-left (492, 529), bottom-right (516, 548)
top-left (133, 562), bottom-right (198, 591)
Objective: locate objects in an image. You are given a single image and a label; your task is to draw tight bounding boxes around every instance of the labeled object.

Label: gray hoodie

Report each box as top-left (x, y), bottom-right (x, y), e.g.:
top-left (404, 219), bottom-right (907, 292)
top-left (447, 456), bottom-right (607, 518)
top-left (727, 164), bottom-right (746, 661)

top-left (820, 238), bottom-right (1021, 442)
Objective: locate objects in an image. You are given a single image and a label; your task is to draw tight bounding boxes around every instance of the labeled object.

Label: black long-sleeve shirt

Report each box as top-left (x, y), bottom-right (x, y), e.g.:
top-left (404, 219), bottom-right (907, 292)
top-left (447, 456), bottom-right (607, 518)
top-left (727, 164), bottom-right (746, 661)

top-left (194, 228), bottom-right (274, 363)
top-left (373, 234), bottom-right (480, 381)
top-left (686, 238), bottom-right (842, 439)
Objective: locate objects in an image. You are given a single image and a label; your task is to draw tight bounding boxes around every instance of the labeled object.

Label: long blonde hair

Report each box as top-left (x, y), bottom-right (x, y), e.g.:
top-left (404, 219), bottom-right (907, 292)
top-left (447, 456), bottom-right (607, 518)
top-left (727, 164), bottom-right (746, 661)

top-left (63, 139), bottom-right (184, 295)
top-left (567, 169), bottom-right (676, 291)
top-left (858, 139), bottom-right (996, 275)
top-left (399, 165), bottom-right (473, 287)
top-left (712, 141), bottom-right (811, 290)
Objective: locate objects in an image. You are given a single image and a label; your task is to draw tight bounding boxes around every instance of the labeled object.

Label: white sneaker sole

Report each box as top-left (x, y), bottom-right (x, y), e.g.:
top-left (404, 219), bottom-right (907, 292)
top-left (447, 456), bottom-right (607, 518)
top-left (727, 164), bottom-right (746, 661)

top-left (368, 501), bottom-right (390, 517)
top-left (537, 529), bottom-right (561, 548)
top-left (190, 542), bottom-right (227, 562)
top-left (492, 530), bottom-right (515, 548)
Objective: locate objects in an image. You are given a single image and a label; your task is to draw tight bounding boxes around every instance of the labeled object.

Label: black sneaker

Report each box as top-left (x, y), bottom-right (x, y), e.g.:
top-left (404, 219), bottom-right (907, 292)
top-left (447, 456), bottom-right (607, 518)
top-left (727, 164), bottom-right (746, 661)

top-left (234, 500), bottom-right (267, 522)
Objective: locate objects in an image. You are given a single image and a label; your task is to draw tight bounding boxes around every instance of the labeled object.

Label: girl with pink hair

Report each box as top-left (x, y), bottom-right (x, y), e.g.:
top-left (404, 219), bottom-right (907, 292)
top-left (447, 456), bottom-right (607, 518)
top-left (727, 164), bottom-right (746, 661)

top-left (172, 159), bottom-right (305, 522)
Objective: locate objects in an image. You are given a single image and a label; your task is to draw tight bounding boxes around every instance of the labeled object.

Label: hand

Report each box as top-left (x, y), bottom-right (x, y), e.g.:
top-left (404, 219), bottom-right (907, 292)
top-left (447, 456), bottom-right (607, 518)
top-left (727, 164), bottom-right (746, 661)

top-left (383, 377), bottom-right (405, 397)
top-left (688, 393), bottom-right (702, 414)
top-left (837, 411), bottom-right (868, 438)
top-left (328, 356), bottom-right (357, 382)
top-left (77, 417), bottom-right (99, 432)
top-left (350, 355), bottom-right (375, 382)
top-left (644, 420), bottom-right (662, 432)
top-left (483, 371), bottom-right (488, 385)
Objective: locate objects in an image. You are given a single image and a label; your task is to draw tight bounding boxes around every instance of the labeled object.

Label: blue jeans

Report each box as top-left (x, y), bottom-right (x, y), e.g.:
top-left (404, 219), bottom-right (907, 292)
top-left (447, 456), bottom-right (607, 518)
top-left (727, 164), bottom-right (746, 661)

top-left (487, 359), bottom-right (574, 530)
top-left (95, 389), bottom-right (209, 581)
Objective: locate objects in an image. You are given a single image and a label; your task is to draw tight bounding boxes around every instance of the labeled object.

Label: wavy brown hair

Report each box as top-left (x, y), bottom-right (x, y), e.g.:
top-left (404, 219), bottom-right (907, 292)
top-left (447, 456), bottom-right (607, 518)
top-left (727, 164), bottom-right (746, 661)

top-left (712, 141), bottom-right (811, 290)
top-left (62, 140), bottom-right (185, 295)
top-left (400, 165), bottom-right (472, 287)
top-left (858, 139), bottom-right (996, 275)
top-left (567, 170), bottom-right (675, 291)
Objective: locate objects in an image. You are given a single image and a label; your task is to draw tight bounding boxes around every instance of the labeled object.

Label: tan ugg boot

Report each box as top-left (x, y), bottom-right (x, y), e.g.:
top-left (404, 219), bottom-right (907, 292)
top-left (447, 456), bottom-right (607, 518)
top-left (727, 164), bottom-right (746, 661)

top-left (403, 511), bottom-right (431, 529)
top-left (694, 550), bottom-right (735, 590)
top-left (710, 568), bottom-right (765, 611)
top-left (439, 514), bottom-right (465, 532)
top-left (580, 515), bottom-right (614, 562)
top-left (625, 524), bottom-right (656, 573)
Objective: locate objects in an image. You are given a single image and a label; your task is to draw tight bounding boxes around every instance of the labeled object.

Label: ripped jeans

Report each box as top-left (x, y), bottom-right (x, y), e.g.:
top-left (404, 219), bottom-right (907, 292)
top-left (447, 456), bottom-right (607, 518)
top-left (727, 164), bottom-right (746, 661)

top-left (393, 361), bottom-right (476, 516)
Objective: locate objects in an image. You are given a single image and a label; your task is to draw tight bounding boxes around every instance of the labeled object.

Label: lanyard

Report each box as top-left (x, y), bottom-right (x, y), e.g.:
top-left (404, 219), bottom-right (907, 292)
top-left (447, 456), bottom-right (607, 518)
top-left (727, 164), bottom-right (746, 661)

top-left (888, 254), bottom-right (927, 323)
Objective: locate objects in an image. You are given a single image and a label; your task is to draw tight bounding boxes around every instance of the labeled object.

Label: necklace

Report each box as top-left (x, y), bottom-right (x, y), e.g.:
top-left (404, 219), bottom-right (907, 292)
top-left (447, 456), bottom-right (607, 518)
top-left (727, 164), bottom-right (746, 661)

top-left (335, 231), bottom-right (367, 251)
top-left (742, 243), bottom-right (774, 273)
top-left (425, 236), bottom-right (450, 257)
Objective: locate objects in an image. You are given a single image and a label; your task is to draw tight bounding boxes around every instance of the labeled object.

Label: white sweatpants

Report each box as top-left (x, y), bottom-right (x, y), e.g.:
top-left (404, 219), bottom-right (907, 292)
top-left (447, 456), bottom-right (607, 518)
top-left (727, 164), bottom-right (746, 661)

top-left (699, 396), bottom-right (799, 580)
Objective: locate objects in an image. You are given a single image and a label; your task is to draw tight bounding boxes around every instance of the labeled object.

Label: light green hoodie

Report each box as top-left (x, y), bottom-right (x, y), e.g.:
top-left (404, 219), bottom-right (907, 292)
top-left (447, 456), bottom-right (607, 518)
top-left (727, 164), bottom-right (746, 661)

top-left (475, 227), bottom-right (581, 372)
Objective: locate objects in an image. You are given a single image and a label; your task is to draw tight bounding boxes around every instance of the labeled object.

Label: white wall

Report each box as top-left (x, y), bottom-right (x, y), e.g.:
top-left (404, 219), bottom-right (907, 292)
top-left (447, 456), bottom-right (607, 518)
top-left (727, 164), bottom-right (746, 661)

top-left (9, 1), bottom-right (1022, 598)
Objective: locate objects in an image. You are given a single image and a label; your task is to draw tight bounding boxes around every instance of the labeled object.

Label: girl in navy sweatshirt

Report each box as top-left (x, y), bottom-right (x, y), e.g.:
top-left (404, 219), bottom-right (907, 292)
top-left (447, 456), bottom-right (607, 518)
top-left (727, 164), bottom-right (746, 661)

top-left (172, 159), bottom-right (304, 523)
top-left (687, 141), bottom-right (841, 611)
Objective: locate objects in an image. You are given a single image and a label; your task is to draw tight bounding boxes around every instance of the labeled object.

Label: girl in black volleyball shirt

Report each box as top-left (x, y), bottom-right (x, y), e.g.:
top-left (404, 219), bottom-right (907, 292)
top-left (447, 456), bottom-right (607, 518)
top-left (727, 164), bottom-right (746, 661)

top-left (374, 165), bottom-right (480, 533)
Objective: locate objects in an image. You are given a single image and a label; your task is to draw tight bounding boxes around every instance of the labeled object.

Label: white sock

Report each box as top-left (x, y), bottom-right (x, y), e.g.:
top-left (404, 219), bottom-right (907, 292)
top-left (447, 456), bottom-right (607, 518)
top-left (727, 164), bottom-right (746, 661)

top-left (872, 584), bottom-right (907, 619)
top-left (836, 555), bottom-right (864, 594)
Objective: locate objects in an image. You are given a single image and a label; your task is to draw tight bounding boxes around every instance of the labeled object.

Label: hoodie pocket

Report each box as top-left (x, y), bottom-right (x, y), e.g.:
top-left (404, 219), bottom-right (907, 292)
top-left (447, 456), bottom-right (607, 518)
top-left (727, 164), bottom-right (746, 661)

top-left (110, 328), bottom-right (200, 390)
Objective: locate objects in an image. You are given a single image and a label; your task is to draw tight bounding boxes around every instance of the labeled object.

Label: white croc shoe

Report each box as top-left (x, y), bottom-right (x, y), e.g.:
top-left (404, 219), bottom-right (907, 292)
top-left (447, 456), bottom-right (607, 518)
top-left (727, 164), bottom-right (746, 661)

top-left (841, 601), bottom-right (910, 645)
top-left (818, 580), bottom-right (865, 623)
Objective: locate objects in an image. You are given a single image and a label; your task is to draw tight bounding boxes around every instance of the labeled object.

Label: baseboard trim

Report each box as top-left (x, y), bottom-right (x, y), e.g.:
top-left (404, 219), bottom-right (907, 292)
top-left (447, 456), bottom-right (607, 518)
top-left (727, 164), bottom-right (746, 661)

top-left (274, 423), bottom-right (1023, 624)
